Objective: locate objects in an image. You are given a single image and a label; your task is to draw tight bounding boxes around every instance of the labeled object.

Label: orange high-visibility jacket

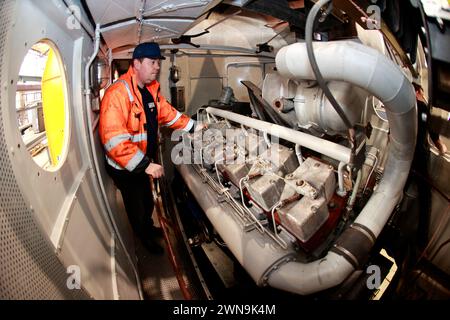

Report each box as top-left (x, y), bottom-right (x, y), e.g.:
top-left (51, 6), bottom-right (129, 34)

top-left (99, 66), bottom-right (194, 171)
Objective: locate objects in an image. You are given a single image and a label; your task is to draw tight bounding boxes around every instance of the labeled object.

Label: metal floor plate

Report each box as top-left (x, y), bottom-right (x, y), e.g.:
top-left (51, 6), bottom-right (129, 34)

top-left (136, 238), bottom-right (185, 300)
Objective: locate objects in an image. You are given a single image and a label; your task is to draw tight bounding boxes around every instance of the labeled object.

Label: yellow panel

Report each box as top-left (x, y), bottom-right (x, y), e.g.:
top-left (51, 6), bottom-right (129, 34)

top-left (42, 48), bottom-right (65, 166)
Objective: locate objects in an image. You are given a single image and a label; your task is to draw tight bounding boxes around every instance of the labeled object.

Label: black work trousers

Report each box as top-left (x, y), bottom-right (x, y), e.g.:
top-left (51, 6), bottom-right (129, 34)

top-left (106, 163), bottom-right (155, 243)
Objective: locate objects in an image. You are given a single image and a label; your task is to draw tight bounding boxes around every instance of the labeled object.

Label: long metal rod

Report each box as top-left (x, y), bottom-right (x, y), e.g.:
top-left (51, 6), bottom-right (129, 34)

top-left (150, 177), bottom-right (193, 300)
top-left (206, 107), bottom-right (352, 164)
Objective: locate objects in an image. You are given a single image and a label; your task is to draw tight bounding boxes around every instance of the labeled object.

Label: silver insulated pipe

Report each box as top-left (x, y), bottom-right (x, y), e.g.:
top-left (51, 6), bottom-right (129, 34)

top-left (276, 40), bottom-right (417, 235)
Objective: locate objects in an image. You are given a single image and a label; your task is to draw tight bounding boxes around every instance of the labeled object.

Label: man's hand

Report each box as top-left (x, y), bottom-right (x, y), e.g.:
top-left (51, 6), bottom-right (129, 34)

top-left (194, 122), bottom-right (208, 132)
top-left (145, 163), bottom-right (164, 178)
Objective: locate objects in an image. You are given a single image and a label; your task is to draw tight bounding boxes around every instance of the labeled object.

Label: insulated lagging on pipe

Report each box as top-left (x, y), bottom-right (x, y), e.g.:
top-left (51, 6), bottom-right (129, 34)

top-left (276, 41), bottom-right (417, 228)
top-left (305, 0), bottom-right (353, 130)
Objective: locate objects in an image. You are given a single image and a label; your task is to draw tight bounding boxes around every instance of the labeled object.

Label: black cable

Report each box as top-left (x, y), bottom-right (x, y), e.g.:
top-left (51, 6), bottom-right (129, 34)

top-left (305, 0), bottom-right (353, 130)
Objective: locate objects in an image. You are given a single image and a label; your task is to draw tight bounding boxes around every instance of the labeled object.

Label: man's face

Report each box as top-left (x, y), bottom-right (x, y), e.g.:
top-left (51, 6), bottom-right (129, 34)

top-left (134, 58), bottom-right (161, 86)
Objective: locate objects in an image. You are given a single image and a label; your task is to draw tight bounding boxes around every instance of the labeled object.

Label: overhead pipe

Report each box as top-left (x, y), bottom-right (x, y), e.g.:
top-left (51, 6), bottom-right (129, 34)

top-left (189, 39), bottom-right (417, 295)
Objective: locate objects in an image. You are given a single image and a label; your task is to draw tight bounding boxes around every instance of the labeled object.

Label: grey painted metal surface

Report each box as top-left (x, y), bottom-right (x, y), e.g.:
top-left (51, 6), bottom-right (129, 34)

top-left (0, 0), bottom-right (140, 299)
top-left (0, 0), bottom-right (89, 300)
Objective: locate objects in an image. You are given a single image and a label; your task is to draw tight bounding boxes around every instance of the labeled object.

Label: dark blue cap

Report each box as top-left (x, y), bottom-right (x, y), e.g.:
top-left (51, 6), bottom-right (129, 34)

top-left (132, 42), bottom-right (166, 60)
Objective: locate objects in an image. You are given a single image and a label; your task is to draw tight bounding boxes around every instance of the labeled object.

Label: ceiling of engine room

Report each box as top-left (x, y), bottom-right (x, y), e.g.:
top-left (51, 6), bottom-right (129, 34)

top-left (83, 0), bottom-right (348, 55)
top-left (84, 0), bottom-right (222, 50)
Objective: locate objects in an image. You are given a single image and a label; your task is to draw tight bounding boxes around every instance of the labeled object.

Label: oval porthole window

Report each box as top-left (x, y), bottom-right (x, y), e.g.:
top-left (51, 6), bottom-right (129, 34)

top-left (16, 41), bottom-right (69, 171)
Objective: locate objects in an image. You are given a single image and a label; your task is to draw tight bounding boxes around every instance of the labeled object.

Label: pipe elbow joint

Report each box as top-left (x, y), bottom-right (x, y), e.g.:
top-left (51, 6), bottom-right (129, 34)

top-left (331, 223), bottom-right (376, 269)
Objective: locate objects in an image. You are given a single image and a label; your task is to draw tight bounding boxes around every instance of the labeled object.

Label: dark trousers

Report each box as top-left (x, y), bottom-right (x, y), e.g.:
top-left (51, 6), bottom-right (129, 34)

top-left (105, 163), bottom-right (155, 242)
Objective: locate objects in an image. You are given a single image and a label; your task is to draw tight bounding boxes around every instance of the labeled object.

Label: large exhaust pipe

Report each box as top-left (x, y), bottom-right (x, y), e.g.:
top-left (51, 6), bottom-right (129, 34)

top-left (277, 39), bottom-right (417, 293)
top-left (276, 40), bottom-right (417, 236)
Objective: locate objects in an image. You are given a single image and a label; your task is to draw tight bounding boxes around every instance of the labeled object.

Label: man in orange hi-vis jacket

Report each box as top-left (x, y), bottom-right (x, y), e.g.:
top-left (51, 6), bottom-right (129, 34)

top-left (100, 42), bottom-right (203, 254)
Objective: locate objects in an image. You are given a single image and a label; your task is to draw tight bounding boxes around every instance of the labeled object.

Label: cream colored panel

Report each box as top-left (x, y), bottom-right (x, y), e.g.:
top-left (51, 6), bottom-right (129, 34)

top-left (143, 0), bottom-right (219, 18)
top-left (226, 64), bottom-right (263, 102)
top-left (189, 78), bottom-right (223, 111)
top-left (102, 22), bottom-right (138, 50)
top-left (86, 0), bottom-right (137, 25)
top-left (86, 0), bottom-right (218, 25)
top-left (102, 19), bottom-right (194, 49)
top-left (140, 19), bottom-right (195, 42)
top-left (185, 11), bottom-right (293, 51)
top-left (160, 55), bottom-right (271, 113)
top-left (188, 56), bottom-right (225, 79)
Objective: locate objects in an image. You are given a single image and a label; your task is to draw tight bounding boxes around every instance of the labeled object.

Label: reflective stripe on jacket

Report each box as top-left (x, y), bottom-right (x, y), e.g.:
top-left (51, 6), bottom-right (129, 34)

top-left (99, 66), bottom-right (194, 171)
